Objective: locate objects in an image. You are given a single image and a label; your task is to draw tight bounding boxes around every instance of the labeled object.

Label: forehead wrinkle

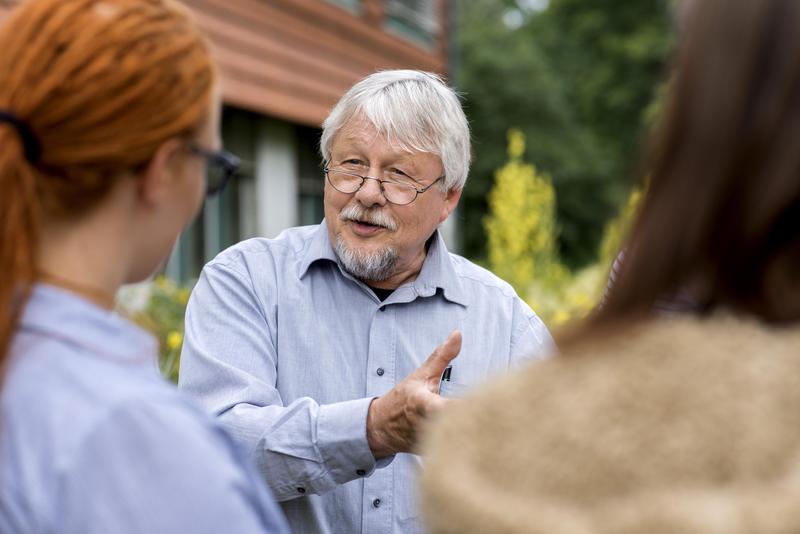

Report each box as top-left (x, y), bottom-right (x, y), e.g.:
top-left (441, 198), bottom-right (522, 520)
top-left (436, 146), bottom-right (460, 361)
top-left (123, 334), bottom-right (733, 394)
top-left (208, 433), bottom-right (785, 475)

top-left (333, 123), bottom-right (424, 172)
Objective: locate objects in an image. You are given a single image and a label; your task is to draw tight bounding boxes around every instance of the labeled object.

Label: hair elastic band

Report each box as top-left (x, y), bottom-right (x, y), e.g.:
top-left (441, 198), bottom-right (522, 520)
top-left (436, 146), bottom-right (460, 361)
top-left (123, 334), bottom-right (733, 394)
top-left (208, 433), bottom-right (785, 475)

top-left (0, 110), bottom-right (41, 163)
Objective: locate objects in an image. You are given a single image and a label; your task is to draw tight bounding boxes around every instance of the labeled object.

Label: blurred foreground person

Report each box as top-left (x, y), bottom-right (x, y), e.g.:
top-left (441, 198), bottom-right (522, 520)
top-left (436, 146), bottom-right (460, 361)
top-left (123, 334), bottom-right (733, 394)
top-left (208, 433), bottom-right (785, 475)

top-left (0, 1), bottom-right (287, 532)
top-left (423, 0), bottom-right (800, 532)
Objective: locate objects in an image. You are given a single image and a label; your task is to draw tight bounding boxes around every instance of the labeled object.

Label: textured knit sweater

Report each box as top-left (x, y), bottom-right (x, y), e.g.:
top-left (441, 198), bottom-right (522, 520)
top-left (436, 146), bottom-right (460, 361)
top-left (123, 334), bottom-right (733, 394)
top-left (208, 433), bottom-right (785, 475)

top-left (422, 316), bottom-right (800, 534)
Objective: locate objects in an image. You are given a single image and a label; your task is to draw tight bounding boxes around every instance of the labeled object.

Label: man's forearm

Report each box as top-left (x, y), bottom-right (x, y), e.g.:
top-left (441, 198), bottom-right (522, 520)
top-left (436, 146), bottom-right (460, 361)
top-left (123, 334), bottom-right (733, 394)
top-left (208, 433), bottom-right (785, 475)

top-left (218, 396), bottom-right (377, 501)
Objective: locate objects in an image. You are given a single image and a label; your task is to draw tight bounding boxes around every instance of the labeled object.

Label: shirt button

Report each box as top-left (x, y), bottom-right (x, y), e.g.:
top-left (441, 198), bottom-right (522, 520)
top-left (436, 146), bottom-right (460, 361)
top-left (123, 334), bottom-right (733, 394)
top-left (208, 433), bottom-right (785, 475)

top-left (297, 487), bottom-right (306, 494)
top-left (376, 367), bottom-right (385, 376)
top-left (379, 306), bottom-right (386, 312)
top-left (356, 469), bottom-right (366, 476)
top-left (372, 498), bottom-right (381, 508)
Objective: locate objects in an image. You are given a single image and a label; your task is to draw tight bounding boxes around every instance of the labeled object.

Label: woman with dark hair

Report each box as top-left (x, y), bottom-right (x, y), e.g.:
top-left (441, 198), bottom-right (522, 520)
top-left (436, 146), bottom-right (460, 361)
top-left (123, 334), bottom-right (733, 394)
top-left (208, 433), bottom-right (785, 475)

top-left (423, 0), bottom-right (800, 532)
top-left (0, 1), bottom-right (287, 532)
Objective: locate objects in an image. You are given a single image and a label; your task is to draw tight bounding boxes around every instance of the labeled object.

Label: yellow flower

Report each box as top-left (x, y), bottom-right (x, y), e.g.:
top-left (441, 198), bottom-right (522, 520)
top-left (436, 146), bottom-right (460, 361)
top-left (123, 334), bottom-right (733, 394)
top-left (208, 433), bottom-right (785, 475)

top-left (177, 288), bottom-right (190, 306)
top-left (507, 128), bottom-right (526, 159)
top-left (166, 331), bottom-right (183, 351)
top-left (552, 310), bottom-right (571, 325)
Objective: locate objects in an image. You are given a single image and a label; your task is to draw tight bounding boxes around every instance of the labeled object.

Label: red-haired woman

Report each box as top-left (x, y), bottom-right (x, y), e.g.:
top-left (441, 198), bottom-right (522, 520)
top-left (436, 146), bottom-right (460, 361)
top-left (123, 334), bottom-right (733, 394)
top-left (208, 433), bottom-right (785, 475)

top-left (0, 1), bottom-right (287, 532)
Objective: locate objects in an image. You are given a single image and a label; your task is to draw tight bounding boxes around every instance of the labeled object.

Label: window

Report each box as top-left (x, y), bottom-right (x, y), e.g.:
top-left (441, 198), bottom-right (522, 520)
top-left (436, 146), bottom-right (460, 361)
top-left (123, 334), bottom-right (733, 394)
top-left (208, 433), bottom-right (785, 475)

top-left (384, 0), bottom-right (439, 49)
top-left (297, 126), bottom-right (325, 226)
top-left (326, 0), bottom-right (361, 14)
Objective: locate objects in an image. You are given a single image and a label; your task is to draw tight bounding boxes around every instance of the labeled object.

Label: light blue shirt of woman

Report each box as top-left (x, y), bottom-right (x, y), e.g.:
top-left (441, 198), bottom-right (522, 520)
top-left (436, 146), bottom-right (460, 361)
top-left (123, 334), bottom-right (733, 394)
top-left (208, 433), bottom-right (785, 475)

top-left (0, 284), bottom-right (289, 534)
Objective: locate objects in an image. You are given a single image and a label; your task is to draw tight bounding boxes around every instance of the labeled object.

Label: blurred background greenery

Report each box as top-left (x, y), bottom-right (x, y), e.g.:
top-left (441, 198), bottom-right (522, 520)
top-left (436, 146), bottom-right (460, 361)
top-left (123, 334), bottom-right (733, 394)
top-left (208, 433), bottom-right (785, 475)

top-left (457, 0), bottom-right (672, 268)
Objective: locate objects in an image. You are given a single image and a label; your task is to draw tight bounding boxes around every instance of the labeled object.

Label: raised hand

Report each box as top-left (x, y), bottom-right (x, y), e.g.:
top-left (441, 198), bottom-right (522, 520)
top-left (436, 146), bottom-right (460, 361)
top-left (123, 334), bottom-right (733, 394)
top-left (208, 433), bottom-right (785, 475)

top-left (366, 330), bottom-right (462, 458)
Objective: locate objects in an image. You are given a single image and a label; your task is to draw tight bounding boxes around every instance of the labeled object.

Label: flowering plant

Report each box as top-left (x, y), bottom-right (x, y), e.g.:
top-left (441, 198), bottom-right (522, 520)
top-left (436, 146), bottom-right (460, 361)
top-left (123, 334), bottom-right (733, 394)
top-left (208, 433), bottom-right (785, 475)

top-left (122, 276), bottom-right (192, 382)
top-left (485, 129), bottom-right (640, 327)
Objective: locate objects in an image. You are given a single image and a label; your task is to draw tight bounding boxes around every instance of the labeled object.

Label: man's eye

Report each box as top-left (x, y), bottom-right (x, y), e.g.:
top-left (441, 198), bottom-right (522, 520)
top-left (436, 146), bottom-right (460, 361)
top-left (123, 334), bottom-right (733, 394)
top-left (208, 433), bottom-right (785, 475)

top-left (387, 169), bottom-right (417, 185)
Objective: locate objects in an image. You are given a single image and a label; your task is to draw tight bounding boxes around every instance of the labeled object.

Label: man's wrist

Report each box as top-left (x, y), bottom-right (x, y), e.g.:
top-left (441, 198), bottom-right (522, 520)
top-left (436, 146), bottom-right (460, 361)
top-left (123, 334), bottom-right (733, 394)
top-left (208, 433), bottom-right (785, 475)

top-left (366, 397), bottom-right (394, 459)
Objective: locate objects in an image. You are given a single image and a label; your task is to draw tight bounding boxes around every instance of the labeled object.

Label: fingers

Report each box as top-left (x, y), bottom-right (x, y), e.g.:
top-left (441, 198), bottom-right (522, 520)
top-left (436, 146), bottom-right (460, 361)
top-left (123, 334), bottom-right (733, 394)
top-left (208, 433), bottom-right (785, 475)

top-left (419, 330), bottom-right (462, 378)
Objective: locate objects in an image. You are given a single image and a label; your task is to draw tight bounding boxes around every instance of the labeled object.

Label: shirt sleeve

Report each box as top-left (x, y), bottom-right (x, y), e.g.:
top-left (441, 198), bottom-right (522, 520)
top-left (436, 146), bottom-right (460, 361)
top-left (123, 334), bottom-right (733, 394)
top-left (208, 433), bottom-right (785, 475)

top-left (178, 261), bottom-right (379, 501)
top-left (509, 297), bottom-right (555, 365)
top-left (60, 400), bottom-right (290, 534)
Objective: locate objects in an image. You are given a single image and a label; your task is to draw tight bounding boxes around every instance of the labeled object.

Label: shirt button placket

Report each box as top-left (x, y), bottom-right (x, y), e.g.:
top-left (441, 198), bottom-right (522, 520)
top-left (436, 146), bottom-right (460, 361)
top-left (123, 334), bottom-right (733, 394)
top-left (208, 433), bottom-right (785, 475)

top-left (363, 304), bottom-right (393, 532)
top-left (367, 305), bottom-right (392, 398)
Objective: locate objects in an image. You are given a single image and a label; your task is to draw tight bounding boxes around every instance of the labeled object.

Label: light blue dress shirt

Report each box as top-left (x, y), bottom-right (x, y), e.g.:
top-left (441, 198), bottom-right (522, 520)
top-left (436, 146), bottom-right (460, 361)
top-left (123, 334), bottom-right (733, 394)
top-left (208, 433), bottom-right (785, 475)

top-left (0, 284), bottom-right (289, 534)
top-left (179, 221), bottom-right (553, 534)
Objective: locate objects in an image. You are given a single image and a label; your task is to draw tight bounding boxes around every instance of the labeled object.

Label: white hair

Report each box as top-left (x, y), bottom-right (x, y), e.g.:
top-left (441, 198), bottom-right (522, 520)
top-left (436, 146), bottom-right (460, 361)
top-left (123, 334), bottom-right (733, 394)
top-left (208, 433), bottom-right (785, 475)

top-left (320, 70), bottom-right (471, 191)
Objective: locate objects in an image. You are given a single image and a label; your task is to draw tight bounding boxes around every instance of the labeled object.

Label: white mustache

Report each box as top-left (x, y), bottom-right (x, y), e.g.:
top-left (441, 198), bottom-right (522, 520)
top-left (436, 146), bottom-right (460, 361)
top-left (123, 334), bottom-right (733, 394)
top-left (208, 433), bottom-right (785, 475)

top-left (339, 204), bottom-right (398, 231)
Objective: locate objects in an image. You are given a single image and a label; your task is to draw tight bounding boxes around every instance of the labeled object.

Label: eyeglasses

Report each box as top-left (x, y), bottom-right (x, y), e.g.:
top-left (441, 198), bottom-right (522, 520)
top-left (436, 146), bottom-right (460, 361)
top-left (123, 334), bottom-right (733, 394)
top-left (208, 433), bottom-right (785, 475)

top-left (323, 166), bottom-right (445, 205)
top-left (188, 145), bottom-right (241, 197)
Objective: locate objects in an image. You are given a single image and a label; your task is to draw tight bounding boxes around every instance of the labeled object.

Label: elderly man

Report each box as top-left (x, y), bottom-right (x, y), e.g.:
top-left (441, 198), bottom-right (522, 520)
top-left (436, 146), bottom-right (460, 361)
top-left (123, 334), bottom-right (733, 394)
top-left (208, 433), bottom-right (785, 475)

top-left (179, 70), bottom-right (552, 534)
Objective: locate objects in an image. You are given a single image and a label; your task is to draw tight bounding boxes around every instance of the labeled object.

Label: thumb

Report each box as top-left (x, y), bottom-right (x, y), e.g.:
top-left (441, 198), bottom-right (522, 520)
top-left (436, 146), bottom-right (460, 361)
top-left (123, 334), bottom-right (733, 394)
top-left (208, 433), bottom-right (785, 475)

top-left (418, 330), bottom-right (462, 379)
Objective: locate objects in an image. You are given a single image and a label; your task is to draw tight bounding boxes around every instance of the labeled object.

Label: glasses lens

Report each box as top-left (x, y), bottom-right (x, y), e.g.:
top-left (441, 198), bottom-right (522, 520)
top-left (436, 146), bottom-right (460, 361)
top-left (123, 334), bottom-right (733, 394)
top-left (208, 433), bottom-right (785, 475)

top-left (206, 161), bottom-right (227, 195)
top-left (327, 170), bottom-right (363, 193)
top-left (383, 181), bottom-right (417, 205)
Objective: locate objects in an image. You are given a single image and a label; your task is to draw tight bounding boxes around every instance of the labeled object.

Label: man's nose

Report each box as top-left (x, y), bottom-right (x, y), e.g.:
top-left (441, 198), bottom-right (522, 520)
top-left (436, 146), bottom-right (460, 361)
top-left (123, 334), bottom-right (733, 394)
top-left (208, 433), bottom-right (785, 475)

top-left (354, 175), bottom-right (387, 207)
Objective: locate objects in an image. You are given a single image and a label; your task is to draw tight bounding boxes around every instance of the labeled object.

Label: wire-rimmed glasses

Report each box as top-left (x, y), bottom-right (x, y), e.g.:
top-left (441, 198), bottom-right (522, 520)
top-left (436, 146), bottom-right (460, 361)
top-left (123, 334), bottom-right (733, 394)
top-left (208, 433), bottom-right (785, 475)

top-left (324, 166), bottom-right (444, 205)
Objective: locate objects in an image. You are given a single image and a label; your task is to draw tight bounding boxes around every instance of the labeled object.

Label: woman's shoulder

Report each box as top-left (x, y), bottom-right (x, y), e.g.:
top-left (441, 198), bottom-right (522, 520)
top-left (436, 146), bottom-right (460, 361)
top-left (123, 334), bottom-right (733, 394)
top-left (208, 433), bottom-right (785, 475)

top-left (3, 371), bottom-right (278, 533)
top-left (4, 342), bottom-right (230, 470)
top-left (422, 315), bottom-right (800, 533)
top-left (56, 394), bottom-right (285, 533)
top-left (4, 334), bottom-right (169, 435)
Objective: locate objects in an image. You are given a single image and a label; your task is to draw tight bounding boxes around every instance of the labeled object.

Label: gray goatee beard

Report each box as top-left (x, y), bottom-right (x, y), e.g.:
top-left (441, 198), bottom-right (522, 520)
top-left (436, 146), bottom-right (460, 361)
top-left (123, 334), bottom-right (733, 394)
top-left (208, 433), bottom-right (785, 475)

top-left (334, 235), bottom-right (398, 282)
top-left (334, 203), bottom-right (399, 282)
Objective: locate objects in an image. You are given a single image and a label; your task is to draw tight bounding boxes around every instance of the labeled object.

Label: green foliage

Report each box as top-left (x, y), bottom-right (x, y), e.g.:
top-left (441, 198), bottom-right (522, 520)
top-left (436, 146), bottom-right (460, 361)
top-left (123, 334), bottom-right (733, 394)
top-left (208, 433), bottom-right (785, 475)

top-left (485, 130), bottom-right (642, 326)
top-left (126, 277), bottom-right (191, 382)
top-left (598, 186), bottom-right (642, 269)
top-left (457, 0), bottom-right (672, 267)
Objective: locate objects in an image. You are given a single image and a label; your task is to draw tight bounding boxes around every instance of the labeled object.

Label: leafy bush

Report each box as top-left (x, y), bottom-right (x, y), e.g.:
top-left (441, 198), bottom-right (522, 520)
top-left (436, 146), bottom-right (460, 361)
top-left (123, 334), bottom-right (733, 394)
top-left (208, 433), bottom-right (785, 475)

top-left (485, 129), bottom-right (566, 296)
top-left (485, 130), bottom-right (640, 326)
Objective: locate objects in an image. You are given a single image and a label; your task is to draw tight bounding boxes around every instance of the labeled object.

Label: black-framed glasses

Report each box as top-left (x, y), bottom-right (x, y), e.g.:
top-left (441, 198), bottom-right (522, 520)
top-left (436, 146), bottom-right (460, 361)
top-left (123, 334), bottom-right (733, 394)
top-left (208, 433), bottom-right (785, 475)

top-left (189, 145), bottom-right (241, 197)
top-left (323, 166), bottom-right (444, 205)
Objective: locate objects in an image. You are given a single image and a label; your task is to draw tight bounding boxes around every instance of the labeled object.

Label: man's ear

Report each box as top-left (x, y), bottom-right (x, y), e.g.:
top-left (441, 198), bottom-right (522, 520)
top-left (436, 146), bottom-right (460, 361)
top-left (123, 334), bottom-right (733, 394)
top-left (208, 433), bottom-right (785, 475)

top-left (438, 187), bottom-right (463, 224)
top-left (138, 138), bottom-right (185, 206)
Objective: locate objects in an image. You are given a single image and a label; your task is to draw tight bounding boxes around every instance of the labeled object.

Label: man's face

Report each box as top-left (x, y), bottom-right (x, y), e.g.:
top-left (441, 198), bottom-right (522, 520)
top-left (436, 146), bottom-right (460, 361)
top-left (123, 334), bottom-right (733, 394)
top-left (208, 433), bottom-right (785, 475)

top-left (324, 116), bottom-right (461, 283)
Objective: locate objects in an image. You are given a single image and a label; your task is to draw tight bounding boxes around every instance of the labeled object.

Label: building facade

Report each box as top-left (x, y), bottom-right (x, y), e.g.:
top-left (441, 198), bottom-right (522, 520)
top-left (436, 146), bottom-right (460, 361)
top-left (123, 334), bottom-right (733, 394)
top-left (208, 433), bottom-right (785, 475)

top-left (0, 0), bottom-right (457, 281)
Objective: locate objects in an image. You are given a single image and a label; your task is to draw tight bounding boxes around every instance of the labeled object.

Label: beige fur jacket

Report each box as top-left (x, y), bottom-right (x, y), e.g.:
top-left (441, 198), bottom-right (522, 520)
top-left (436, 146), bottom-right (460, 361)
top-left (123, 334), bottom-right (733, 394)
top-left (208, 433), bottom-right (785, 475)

top-left (422, 316), bottom-right (800, 534)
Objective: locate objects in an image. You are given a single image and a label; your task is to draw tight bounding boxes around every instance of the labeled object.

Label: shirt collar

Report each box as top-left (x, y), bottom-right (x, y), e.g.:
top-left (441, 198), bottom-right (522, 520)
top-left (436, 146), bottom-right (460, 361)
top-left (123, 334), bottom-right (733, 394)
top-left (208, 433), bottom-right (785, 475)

top-left (298, 219), bottom-right (340, 279)
top-left (299, 220), bottom-right (468, 307)
top-left (18, 283), bottom-right (158, 366)
top-left (412, 230), bottom-right (468, 307)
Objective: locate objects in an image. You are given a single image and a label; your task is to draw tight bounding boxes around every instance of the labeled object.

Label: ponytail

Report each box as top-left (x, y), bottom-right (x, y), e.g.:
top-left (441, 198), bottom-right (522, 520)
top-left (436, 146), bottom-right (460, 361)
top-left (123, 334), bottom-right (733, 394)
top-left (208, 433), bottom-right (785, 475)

top-left (0, 124), bottom-right (40, 367)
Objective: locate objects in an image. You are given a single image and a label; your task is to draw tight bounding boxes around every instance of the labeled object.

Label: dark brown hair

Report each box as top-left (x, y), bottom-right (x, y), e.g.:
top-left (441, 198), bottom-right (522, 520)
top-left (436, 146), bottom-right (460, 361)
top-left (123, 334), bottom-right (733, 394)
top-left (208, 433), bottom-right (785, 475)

top-left (0, 0), bottom-right (215, 366)
top-left (599, 0), bottom-right (800, 325)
